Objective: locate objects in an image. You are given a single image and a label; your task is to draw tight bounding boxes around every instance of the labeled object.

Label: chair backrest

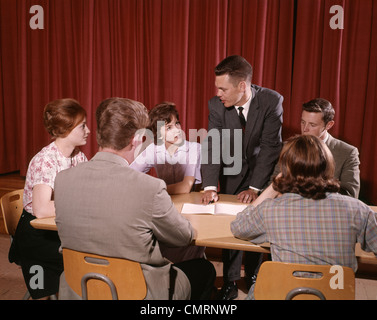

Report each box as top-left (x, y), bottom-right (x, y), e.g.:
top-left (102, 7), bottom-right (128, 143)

top-left (62, 248), bottom-right (147, 300)
top-left (0, 189), bottom-right (24, 236)
top-left (254, 261), bottom-right (355, 300)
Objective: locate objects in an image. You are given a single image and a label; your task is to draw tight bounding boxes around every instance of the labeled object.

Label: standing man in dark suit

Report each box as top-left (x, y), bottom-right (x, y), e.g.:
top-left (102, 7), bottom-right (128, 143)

top-left (201, 55), bottom-right (283, 299)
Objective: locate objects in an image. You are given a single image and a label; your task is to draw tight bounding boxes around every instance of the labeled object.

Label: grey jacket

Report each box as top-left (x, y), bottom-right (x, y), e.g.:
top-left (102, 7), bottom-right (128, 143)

top-left (54, 152), bottom-right (193, 299)
top-left (326, 133), bottom-right (360, 198)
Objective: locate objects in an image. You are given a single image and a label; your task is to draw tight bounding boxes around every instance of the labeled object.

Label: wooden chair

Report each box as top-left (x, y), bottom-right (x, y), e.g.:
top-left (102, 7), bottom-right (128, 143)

top-left (0, 189), bottom-right (31, 300)
top-left (62, 248), bottom-right (147, 300)
top-left (254, 261), bottom-right (355, 300)
top-left (1, 189), bottom-right (58, 300)
top-left (0, 189), bottom-right (24, 236)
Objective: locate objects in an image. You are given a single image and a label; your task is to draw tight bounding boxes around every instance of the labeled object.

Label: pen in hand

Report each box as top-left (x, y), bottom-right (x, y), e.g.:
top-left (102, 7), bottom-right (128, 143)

top-left (208, 200), bottom-right (214, 205)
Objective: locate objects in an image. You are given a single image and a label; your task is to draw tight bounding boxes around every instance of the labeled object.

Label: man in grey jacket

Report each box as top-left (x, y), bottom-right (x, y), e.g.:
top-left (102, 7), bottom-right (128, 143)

top-left (54, 97), bottom-right (215, 300)
top-left (270, 98), bottom-right (360, 198)
top-left (300, 98), bottom-right (360, 198)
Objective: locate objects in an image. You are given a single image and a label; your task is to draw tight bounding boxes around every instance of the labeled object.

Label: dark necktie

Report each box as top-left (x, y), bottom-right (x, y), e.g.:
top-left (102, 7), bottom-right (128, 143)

top-left (238, 106), bottom-right (246, 130)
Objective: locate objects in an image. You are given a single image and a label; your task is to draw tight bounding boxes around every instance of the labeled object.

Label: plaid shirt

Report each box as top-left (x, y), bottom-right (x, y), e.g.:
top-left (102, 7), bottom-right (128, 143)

top-left (231, 193), bottom-right (377, 272)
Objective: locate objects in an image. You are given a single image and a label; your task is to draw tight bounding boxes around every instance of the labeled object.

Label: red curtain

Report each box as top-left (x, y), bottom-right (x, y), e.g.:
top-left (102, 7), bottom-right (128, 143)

top-left (1, 0), bottom-right (376, 204)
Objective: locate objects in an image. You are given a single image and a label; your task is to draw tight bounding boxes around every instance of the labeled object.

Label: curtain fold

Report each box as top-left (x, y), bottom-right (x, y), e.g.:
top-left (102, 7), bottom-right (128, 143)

top-left (351, 0), bottom-right (377, 202)
top-left (0, 0), bottom-right (376, 204)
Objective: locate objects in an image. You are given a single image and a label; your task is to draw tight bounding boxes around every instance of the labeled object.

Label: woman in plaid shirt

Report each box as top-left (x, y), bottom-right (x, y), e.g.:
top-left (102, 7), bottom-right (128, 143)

top-left (231, 135), bottom-right (377, 298)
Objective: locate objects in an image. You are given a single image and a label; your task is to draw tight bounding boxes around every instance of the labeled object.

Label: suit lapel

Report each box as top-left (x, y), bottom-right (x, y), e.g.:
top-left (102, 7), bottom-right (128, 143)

top-left (225, 106), bottom-right (243, 130)
top-left (244, 86), bottom-right (259, 148)
top-left (325, 133), bottom-right (335, 150)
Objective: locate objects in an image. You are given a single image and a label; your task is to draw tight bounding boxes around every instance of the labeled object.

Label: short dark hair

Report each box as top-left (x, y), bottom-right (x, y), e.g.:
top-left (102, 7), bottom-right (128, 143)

top-left (148, 102), bottom-right (180, 144)
top-left (43, 99), bottom-right (86, 138)
top-left (214, 55), bottom-right (253, 86)
top-left (302, 98), bottom-right (335, 125)
top-left (96, 97), bottom-right (149, 150)
top-left (273, 135), bottom-right (340, 200)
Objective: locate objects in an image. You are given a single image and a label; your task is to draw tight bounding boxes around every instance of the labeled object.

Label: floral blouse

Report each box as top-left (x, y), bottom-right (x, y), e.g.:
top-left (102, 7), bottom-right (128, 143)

top-left (23, 142), bottom-right (87, 215)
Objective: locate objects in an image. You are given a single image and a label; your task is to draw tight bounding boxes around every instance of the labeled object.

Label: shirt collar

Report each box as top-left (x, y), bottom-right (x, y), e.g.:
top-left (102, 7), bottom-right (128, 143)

top-left (322, 131), bottom-right (329, 143)
top-left (235, 90), bottom-right (253, 117)
top-left (92, 151), bottom-right (129, 166)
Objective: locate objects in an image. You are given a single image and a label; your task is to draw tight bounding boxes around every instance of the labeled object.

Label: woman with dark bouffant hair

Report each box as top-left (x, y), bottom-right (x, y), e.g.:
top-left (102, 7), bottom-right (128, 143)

top-left (231, 135), bottom-right (377, 299)
top-left (9, 98), bottom-right (90, 299)
top-left (130, 101), bottom-right (201, 195)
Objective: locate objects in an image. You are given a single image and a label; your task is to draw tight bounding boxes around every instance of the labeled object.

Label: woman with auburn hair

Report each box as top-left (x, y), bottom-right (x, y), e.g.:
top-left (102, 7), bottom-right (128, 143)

top-left (9, 98), bottom-right (90, 299)
top-left (272, 133), bottom-right (340, 200)
top-left (231, 135), bottom-right (377, 299)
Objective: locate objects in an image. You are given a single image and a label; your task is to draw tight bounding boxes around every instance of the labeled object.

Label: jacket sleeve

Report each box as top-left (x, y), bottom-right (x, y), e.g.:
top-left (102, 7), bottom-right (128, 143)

top-left (151, 181), bottom-right (194, 247)
top-left (338, 146), bottom-right (360, 198)
top-left (201, 98), bottom-right (223, 188)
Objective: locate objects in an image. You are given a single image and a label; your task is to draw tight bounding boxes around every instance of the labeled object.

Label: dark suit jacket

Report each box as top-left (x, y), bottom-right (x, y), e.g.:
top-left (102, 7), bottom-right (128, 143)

top-left (201, 84), bottom-right (283, 195)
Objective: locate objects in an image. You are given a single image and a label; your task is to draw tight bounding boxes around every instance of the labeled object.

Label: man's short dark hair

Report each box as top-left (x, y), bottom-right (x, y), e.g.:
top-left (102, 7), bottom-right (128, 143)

top-left (302, 98), bottom-right (335, 125)
top-left (215, 55), bottom-right (253, 86)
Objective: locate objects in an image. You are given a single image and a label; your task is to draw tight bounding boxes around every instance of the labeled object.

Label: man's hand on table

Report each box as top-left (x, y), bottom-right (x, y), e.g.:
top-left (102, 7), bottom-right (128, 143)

top-left (201, 190), bottom-right (219, 204)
